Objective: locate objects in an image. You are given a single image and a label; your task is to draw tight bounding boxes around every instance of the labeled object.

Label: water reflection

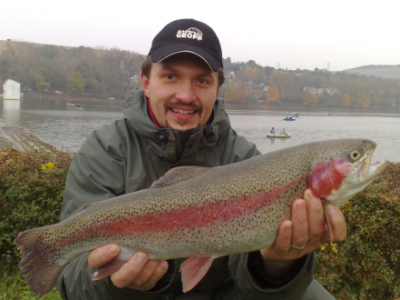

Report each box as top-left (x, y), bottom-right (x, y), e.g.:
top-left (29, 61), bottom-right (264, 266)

top-left (3, 100), bottom-right (20, 110)
top-left (2, 100), bottom-right (21, 122)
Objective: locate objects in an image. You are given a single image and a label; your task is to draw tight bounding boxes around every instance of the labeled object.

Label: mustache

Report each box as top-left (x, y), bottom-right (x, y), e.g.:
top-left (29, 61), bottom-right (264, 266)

top-left (165, 101), bottom-right (202, 113)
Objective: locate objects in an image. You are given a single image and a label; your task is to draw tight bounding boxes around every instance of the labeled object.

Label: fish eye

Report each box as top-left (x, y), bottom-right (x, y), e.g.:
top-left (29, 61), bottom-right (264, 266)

top-left (349, 150), bottom-right (361, 161)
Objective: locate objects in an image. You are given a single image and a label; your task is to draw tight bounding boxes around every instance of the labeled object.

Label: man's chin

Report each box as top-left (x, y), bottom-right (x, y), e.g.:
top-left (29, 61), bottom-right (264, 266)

top-left (165, 119), bottom-right (201, 131)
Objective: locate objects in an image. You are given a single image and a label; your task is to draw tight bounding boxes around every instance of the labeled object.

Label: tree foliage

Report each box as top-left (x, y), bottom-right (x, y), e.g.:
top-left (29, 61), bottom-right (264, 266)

top-left (266, 87), bottom-right (280, 102)
top-left (1, 41), bottom-right (400, 107)
top-left (36, 73), bottom-right (50, 91)
top-left (339, 93), bottom-right (351, 108)
top-left (357, 93), bottom-right (371, 108)
top-left (0, 42), bottom-right (144, 98)
top-left (66, 71), bottom-right (85, 94)
top-left (303, 92), bottom-right (318, 106)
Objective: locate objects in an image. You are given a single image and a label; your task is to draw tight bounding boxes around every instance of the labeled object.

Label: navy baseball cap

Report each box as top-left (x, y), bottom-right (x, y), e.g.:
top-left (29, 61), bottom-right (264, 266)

top-left (148, 19), bottom-right (223, 71)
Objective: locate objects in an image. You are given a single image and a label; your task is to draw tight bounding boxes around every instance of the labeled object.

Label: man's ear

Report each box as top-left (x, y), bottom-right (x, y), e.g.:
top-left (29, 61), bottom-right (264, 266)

top-left (141, 73), bottom-right (150, 97)
top-left (216, 89), bottom-right (220, 99)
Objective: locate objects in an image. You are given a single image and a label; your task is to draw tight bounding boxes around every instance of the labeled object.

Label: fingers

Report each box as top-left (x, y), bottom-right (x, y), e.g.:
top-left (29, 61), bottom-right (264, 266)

top-left (304, 190), bottom-right (326, 244)
top-left (111, 252), bottom-right (168, 290)
top-left (88, 244), bottom-right (120, 268)
top-left (261, 189), bottom-right (348, 266)
top-left (127, 260), bottom-right (169, 290)
top-left (291, 200), bottom-right (309, 249)
top-left (88, 246), bottom-right (168, 291)
top-left (270, 220), bottom-right (292, 256)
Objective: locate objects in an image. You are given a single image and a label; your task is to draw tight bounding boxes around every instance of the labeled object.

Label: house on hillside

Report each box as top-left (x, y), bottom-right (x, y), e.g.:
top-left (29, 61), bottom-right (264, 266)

top-left (244, 82), bottom-right (253, 92)
top-left (129, 74), bottom-right (139, 84)
top-left (262, 86), bottom-right (269, 93)
top-left (3, 79), bottom-right (21, 100)
top-left (224, 70), bottom-right (235, 81)
top-left (303, 87), bottom-right (340, 96)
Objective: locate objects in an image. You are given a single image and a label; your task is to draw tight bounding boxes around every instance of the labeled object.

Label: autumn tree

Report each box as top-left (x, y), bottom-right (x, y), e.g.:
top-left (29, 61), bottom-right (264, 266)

top-left (357, 93), bottom-right (370, 108)
top-left (339, 93), bottom-right (351, 107)
top-left (224, 82), bottom-right (236, 102)
top-left (303, 92), bottom-right (318, 106)
top-left (368, 89), bottom-right (381, 107)
top-left (234, 90), bottom-right (246, 104)
top-left (36, 73), bottom-right (50, 91)
top-left (266, 87), bottom-right (280, 102)
top-left (67, 71), bottom-right (85, 94)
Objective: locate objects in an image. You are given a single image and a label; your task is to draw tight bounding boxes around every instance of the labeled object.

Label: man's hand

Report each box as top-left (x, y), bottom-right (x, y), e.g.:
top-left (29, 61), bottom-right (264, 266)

top-left (88, 244), bottom-right (169, 291)
top-left (259, 189), bottom-right (347, 277)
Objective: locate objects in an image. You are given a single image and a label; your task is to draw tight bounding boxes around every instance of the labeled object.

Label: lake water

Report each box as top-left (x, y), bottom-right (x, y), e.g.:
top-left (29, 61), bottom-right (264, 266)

top-left (1, 98), bottom-right (399, 162)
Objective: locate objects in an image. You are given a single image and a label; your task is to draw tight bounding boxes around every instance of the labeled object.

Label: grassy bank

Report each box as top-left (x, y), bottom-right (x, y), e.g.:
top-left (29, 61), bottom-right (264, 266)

top-left (1, 148), bottom-right (399, 299)
top-left (0, 266), bottom-right (61, 300)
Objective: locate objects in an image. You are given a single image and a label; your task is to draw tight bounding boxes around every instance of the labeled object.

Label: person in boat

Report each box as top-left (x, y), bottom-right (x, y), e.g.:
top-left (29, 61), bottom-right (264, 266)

top-left (280, 128), bottom-right (286, 135)
top-left (57, 19), bottom-right (345, 300)
top-left (270, 127), bottom-right (275, 134)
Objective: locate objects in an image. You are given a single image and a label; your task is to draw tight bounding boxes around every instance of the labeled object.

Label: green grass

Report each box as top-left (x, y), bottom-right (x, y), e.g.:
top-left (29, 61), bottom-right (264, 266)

top-left (0, 266), bottom-right (61, 300)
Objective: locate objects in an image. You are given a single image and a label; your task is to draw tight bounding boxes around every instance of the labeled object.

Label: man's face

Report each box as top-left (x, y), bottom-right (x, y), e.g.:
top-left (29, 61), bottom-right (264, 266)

top-left (141, 53), bottom-right (220, 131)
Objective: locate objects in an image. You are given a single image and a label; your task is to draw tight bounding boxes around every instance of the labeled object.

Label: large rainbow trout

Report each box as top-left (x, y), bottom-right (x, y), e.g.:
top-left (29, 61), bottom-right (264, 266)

top-left (15, 139), bottom-right (388, 298)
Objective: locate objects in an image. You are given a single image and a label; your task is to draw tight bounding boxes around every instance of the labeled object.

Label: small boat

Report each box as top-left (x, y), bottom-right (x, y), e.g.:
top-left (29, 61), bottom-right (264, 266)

top-left (66, 102), bottom-right (75, 106)
top-left (283, 117), bottom-right (295, 121)
top-left (267, 133), bottom-right (290, 138)
top-left (67, 104), bottom-right (83, 111)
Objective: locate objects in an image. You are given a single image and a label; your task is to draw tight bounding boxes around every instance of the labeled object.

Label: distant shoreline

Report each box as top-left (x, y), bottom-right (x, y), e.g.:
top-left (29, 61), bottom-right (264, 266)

top-left (3, 91), bottom-right (399, 115)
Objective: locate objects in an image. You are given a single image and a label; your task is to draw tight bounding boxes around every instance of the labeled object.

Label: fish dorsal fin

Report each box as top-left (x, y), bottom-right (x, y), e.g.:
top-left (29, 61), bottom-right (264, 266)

top-left (180, 256), bottom-right (214, 292)
top-left (150, 166), bottom-right (210, 189)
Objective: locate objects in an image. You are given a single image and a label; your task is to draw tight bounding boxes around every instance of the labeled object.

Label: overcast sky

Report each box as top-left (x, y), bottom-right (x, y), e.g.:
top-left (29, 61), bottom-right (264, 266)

top-left (1, 0), bottom-right (399, 71)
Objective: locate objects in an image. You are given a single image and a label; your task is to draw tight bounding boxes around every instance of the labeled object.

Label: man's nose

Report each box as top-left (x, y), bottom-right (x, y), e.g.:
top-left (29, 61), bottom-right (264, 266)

top-left (176, 81), bottom-right (196, 103)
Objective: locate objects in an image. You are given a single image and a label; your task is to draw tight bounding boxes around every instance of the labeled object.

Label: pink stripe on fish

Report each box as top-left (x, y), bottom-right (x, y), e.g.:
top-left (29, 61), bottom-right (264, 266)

top-left (102, 177), bottom-right (302, 235)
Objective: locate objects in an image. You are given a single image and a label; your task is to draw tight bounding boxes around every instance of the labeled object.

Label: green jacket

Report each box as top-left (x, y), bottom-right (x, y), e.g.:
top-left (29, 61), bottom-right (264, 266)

top-left (56, 89), bottom-right (315, 300)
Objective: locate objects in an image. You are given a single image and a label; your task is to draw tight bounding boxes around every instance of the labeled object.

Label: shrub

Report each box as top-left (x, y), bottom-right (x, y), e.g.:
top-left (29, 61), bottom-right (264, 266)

top-left (315, 162), bottom-right (400, 300)
top-left (0, 149), bottom-right (73, 265)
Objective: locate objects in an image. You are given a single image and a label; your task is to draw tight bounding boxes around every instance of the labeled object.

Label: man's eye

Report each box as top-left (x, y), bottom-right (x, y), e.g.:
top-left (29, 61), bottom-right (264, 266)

top-left (166, 74), bottom-right (174, 79)
top-left (199, 79), bottom-right (207, 84)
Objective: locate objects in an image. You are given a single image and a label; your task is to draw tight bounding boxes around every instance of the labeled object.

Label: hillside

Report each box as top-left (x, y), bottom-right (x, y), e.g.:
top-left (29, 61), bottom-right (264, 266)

top-left (344, 64), bottom-right (400, 79)
top-left (0, 40), bottom-right (106, 57)
top-left (0, 40), bottom-right (73, 52)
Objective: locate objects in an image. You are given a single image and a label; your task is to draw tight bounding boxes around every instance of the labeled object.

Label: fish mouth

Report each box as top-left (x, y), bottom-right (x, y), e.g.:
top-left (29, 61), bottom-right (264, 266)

top-left (327, 150), bottom-right (388, 206)
top-left (358, 151), bottom-right (389, 183)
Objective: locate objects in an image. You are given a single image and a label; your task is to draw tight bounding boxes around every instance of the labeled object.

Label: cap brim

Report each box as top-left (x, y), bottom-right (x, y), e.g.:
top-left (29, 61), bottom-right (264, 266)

top-left (151, 44), bottom-right (221, 72)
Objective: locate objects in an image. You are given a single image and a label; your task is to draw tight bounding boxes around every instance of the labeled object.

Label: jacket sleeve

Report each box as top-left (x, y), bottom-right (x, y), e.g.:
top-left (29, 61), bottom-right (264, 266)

top-left (56, 122), bottom-right (175, 300)
top-left (228, 252), bottom-right (315, 300)
top-left (217, 128), bottom-right (261, 164)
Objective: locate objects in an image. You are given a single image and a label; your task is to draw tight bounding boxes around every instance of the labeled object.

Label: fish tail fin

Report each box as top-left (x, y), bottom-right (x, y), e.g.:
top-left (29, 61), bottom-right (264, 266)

top-left (15, 227), bottom-right (65, 298)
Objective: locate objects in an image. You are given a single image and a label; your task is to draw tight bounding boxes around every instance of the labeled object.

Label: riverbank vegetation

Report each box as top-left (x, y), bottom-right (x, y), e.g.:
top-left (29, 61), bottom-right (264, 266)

top-left (1, 41), bottom-right (400, 110)
top-left (0, 148), bottom-right (399, 299)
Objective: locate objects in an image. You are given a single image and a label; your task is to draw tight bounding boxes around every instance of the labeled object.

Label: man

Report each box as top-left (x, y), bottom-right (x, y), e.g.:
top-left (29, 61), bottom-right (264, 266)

top-left (56, 19), bottom-right (346, 299)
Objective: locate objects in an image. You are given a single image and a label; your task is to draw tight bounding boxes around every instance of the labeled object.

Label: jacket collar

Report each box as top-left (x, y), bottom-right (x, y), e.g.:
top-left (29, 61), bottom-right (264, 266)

top-left (123, 89), bottom-right (232, 164)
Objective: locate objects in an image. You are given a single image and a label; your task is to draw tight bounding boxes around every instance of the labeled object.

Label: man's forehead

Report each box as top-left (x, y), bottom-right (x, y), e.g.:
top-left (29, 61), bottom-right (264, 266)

top-left (156, 53), bottom-right (215, 73)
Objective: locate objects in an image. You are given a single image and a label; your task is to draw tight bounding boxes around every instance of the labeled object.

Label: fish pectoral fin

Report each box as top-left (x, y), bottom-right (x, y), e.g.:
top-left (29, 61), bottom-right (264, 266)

top-left (150, 166), bottom-right (210, 189)
top-left (179, 256), bottom-right (214, 293)
top-left (92, 257), bottom-right (128, 280)
top-left (322, 199), bottom-right (334, 245)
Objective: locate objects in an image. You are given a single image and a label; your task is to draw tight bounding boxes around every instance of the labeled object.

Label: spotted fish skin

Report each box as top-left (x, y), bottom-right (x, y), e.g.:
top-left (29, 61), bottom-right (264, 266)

top-left (15, 139), bottom-right (388, 298)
